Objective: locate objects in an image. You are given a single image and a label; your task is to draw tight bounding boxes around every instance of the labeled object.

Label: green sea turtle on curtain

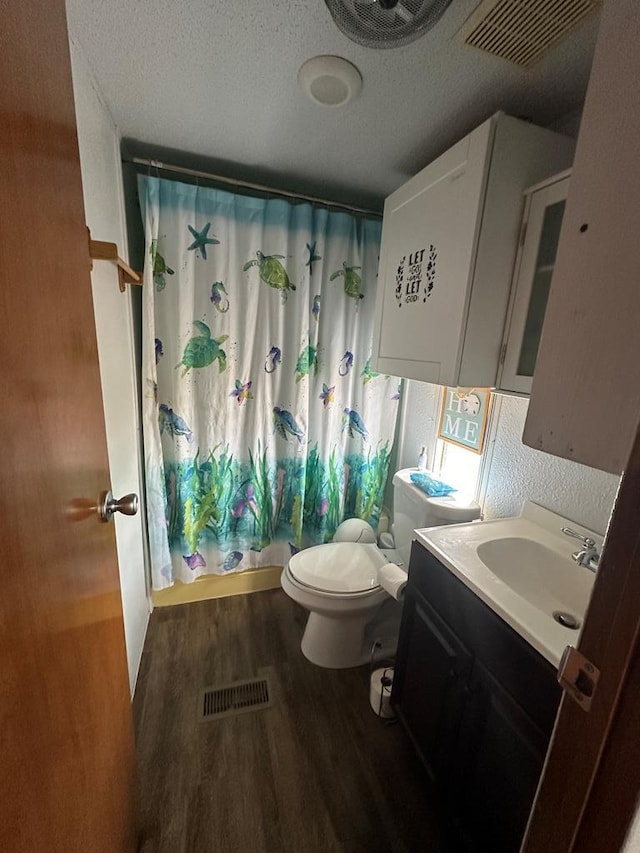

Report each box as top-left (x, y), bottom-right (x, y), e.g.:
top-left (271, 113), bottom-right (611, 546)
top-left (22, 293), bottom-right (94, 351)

top-left (150, 240), bottom-right (174, 291)
top-left (177, 321), bottom-right (228, 375)
top-left (330, 262), bottom-right (364, 300)
top-left (243, 251), bottom-right (296, 302)
top-left (295, 344), bottom-right (318, 382)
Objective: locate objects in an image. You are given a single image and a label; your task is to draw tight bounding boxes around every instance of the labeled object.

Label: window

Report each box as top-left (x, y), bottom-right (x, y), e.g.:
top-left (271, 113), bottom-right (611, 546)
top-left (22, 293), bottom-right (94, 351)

top-left (433, 439), bottom-right (482, 503)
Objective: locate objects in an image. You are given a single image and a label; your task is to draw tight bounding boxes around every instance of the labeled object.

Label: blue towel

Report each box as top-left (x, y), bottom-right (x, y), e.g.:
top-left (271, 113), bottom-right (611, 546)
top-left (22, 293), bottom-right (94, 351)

top-left (410, 472), bottom-right (457, 498)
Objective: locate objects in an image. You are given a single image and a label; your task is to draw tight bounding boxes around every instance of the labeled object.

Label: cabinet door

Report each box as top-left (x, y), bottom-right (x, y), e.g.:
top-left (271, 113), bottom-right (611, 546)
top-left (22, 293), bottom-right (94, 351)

top-left (522, 0), bottom-right (640, 474)
top-left (372, 119), bottom-right (493, 385)
top-left (452, 661), bottom-right (548, 853)
top-left (393, 587), bottom-right (472, 784)
top-left (499, 174), bottom-right (570, 394)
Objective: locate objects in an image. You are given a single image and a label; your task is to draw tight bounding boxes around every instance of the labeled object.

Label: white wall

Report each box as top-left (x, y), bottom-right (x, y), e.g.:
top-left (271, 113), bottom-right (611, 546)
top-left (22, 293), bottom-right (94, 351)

top-left (70, 38), bottom-right (150, 694)
top-left (395, 383), bottom-right (619, 536)
top-left (395, 380), bottom-right (442, 472)
top-left (384, 380), bottom-right (441, 509)
top-left (481, 394), bottom-right (619, 535)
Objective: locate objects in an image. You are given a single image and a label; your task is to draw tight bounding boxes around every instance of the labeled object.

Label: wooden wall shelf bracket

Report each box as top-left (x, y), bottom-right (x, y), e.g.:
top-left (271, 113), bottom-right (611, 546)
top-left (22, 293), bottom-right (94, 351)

top-left (88, 229), bottom-right (142, 292)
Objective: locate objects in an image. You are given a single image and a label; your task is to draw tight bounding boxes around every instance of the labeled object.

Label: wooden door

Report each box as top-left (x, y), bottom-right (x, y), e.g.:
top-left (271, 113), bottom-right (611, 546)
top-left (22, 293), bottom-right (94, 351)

top-left (521, 376), bottom-right (640, 853)
top-left (520, 2), bottom-right (640, 848)
top-left (0, 1), bottom-right (137, 850)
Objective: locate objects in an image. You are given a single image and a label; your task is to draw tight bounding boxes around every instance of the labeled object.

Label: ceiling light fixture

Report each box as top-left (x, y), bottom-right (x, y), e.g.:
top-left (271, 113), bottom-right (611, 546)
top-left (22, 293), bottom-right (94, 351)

top-left (298, 56), bottom-right (363, 107)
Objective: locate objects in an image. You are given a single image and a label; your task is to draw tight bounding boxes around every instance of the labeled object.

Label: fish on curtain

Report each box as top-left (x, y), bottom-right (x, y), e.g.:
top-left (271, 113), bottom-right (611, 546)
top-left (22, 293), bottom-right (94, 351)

top-left (140, 176), bottom-right (400, 589)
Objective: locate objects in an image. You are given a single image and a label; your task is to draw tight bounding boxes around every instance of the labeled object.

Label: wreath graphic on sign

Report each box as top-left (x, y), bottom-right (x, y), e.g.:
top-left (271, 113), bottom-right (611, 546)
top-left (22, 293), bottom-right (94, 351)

top-left (395, 256), bottom-right (406, 305)
top-left (425, 244), bottom-right (437, 298)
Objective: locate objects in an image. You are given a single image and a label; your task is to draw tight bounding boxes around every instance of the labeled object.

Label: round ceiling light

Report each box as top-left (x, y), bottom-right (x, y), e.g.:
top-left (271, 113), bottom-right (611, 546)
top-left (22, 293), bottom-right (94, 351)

top-left (298, 56), bottom-right (363, 107)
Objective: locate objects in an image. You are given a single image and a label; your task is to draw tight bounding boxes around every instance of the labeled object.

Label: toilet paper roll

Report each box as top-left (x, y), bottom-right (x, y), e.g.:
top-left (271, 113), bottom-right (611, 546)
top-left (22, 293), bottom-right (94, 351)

top-left (378, 562), bottom-right (407, 602)
top-left (370, 667), bottom-right (395, 718)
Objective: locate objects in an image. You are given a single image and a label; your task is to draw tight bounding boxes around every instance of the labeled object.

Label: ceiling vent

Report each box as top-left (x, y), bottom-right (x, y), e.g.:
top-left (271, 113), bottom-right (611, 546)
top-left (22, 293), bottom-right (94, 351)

top-left (324, 0), bottom-right (453, 49)
top-left (459, 0), bottom-right (599, 67)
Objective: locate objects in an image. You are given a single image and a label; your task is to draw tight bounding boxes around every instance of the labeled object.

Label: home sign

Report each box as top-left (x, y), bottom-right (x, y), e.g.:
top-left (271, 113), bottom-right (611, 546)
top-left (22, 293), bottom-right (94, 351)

top-left (438, 387), bottom-right (491, 454)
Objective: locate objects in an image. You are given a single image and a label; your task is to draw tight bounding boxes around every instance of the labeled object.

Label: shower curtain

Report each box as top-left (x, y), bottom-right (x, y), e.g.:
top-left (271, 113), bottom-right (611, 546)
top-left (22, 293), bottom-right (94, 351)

top-left (140, 175), bottom-right (400, 589)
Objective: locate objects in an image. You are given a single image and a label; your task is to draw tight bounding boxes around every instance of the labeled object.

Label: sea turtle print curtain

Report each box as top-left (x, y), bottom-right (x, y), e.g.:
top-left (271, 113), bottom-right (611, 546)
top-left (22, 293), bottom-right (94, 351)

top-left (140, 175), bottom-right (400, 589)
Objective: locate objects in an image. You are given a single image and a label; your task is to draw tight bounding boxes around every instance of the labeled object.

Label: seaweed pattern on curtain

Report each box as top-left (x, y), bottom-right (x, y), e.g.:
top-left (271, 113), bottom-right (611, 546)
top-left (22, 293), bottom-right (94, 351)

top-left (140, 176), bottom-right (400, 589)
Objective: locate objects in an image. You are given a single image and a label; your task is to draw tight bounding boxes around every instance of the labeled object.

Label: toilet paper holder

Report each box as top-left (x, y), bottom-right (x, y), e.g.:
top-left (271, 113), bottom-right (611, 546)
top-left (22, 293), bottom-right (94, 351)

top-left (369, 640), bottom-right (396, 719)
top-left (370, 665), bottom-right (395, 719)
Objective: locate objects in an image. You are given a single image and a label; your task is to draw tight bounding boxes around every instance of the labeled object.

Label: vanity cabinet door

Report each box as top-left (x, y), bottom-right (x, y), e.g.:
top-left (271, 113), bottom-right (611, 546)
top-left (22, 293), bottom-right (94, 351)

top-left (396, 542), bottom-right (561, 851)
top-left (392, 587), bottom-right (472, 785)
top-left (498, 173), bottom-right (570, 394)
top-left (453, 661), bottom-right (548, 853)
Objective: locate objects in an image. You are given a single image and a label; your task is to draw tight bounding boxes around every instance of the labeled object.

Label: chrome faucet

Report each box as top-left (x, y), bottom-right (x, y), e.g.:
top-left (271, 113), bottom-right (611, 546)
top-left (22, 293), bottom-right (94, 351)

top-left (561, 527), bottom-right (600, 572)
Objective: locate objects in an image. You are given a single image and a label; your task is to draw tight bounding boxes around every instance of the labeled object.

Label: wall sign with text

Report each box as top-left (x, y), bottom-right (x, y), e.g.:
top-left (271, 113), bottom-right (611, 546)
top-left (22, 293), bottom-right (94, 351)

top-left (438, 387), bottom-right (492, 454)
top-left (395, 244), bottom-right (437, 308)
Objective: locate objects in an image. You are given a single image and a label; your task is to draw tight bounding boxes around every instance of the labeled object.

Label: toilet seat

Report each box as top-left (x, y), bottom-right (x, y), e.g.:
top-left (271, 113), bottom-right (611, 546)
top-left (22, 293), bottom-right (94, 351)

top-left (288, 542), bottom-right (385, 595)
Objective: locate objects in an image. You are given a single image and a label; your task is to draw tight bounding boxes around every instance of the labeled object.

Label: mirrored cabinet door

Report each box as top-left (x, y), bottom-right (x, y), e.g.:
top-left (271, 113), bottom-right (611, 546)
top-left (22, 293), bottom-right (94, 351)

top-left (499, 172), bottom-right (570, 394)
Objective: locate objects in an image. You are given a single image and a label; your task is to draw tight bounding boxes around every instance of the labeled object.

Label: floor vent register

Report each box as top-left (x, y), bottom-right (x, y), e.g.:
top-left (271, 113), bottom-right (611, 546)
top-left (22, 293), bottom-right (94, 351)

top-left (200, 676), bottom-right (273, 721)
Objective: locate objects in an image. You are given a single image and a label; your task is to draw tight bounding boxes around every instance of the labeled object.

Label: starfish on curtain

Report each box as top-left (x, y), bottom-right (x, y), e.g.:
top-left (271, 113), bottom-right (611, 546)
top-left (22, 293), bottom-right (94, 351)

top-left (187, 222), bottom-right (219, 260)
top-left (230, 379), bottom-right (253, 405)
top-left (319, 384), bottom-right (335, 408)
top-left (305, 241), bottom-right (321, 276)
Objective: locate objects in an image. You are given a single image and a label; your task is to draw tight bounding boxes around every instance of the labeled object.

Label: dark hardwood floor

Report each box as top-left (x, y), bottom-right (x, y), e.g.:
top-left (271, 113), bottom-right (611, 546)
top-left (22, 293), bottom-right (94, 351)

top-left (133, 589), bottom-right (452, 852)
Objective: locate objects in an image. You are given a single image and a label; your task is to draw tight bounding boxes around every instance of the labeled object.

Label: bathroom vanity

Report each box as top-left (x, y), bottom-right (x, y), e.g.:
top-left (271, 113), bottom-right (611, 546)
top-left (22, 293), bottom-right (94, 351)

top-left (393, 542), bottom-right (559, 851)
top-left (391, 506), bottom-right (598, 852)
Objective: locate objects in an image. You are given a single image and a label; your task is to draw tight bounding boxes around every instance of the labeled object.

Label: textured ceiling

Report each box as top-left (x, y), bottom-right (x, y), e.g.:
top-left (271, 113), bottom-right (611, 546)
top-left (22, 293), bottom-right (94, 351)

top-left (66, 0), bottom-right (600, 210)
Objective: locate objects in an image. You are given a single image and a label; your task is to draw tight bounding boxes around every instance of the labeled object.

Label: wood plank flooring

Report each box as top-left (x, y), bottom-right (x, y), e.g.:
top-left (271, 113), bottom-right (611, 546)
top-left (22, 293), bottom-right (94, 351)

top-left (133, 589), bottom-right (452, 853)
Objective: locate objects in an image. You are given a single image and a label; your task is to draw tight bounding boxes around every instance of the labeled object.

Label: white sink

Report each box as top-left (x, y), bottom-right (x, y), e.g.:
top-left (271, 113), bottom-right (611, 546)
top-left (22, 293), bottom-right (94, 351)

top-left (476, 536), bottom-right (594, 617)
top-left (415, 503), bottom-right (601, 666)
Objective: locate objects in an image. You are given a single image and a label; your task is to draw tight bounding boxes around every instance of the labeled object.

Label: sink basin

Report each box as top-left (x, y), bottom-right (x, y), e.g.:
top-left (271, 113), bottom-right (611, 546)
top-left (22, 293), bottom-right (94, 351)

top-left (476, 536), bottom-right (593, 617)
top-left (414, 502), bottom-right (601, 666)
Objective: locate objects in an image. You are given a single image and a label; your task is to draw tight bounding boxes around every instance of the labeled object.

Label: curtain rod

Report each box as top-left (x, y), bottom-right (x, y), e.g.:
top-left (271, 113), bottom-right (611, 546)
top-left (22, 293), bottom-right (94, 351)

top-left (128, 157), bottom-right (382, 218)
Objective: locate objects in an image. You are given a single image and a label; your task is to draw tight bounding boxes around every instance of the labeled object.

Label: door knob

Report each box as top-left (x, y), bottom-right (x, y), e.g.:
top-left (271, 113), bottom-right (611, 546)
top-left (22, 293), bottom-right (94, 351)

top-left (98, 490), bottom-right (139, 523)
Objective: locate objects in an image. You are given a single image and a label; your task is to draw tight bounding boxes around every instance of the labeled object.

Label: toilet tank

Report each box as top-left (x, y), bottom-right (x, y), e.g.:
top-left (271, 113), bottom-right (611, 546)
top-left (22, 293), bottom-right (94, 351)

top-left (392, 469), bottom-right (481, 560)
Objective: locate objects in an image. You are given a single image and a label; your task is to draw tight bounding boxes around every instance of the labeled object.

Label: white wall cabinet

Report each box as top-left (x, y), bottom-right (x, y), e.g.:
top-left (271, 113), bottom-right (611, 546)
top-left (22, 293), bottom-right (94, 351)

top-left (497, 172), bottom-right (570, 395)
top-left (372, 113), bottom-right (573, 388)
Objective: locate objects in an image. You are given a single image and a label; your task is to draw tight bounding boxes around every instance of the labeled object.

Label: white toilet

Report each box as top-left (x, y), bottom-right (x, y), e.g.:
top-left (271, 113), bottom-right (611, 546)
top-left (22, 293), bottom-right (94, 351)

top-left (281, 468), bottom-right (481, 668)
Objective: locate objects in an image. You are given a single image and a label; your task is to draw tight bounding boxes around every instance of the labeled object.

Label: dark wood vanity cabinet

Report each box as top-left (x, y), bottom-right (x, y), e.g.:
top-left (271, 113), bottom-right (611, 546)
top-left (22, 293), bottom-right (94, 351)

top-left (397, 592), bottom-right (472, 787)
top-left (392, 541), bottom-right (562, 852)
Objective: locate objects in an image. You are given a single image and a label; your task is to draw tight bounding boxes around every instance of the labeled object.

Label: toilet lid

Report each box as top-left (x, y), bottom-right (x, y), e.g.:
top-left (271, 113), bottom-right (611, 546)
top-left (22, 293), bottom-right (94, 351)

top-left (288, 542), bottom-right (384, 594)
